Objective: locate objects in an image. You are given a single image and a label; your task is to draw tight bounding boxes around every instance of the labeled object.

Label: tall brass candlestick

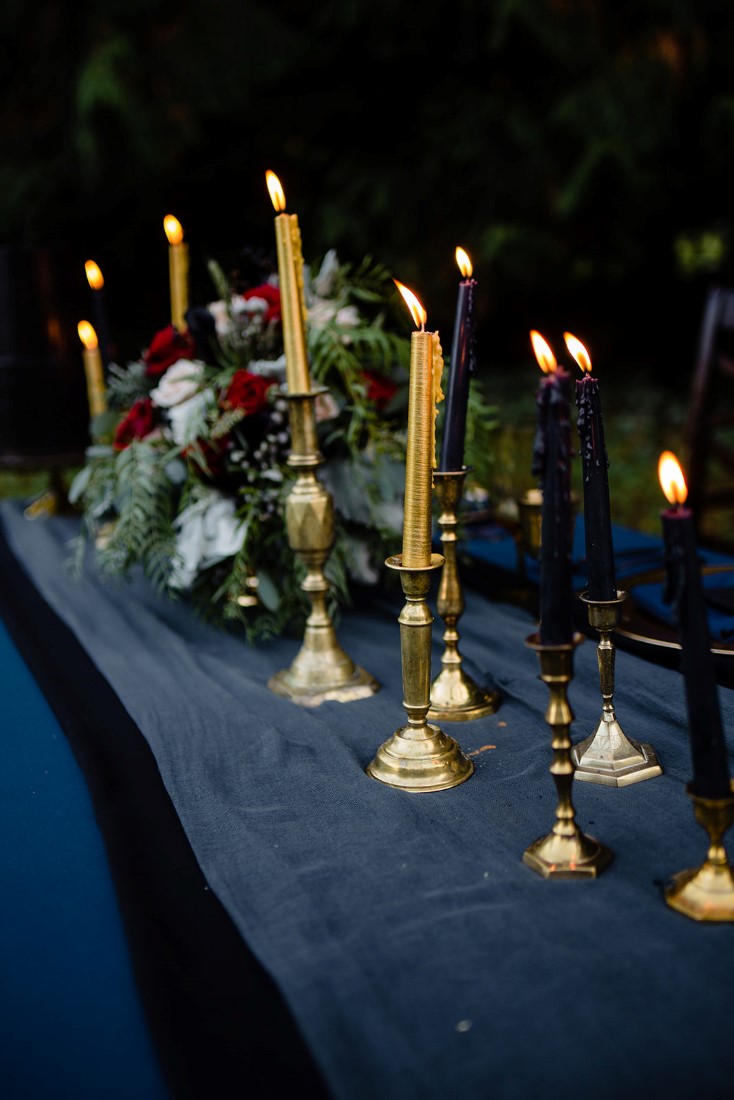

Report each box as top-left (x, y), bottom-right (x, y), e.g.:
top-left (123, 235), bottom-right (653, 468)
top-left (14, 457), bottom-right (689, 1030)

top-left (573, 591), bottom-right (662, 785)
top-left (77, 320), bottom-right (107, 419)
top-left (523, 633), bottom-right (612, 878)
top-left (266, 170), bottom-right (310, 394)
top-left (368, 282), bottom-right (472, 790)
top-left (163, 214), bottom-right (189, 332)
top-left (429, 469), bottom-right (501, 721)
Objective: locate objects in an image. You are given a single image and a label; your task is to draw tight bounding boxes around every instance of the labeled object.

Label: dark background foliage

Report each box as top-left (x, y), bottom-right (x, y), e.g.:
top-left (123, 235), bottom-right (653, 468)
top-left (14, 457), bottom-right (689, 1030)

top-left (3, 0), bottom-right (734, 376)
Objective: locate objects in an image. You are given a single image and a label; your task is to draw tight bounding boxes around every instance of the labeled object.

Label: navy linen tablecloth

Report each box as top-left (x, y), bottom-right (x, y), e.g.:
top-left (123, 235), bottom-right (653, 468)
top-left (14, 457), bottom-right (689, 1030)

top-left (3, 500), bottom-right (734, 1100)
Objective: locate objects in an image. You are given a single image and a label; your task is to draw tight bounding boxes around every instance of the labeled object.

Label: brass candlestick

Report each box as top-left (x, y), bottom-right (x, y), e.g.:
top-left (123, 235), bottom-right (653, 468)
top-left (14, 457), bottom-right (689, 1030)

top-left (268, 389), bottom-right (379, 706)
top-left (665, 782), bottom-right (734, 921)
top-left (573, 591), bottom-right (662, 786)
top-left (367, 554), bottom-right (473, 791)
top-left (523, 633), bottom-right (612, 878)
top-left (428, 470), bottom-right (500, 721)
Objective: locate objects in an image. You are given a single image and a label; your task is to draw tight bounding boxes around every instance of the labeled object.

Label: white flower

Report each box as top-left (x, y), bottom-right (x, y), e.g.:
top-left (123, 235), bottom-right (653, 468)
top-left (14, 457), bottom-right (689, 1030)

top-left (311, 249), bottom-right (340, 297)
top-left (315, 392), bottom-right (340, 422)
top-left (308, 299), bottom-right (361, 342)
top-left (170, 490), bottom-right (246, 590)
top-left (167, 388), bottom-right (215, 446)
top-left (248, 354), bottom-right (287, 382)
top-left (150, 360), bottom-right (205, 407)
top-left (207, 300), bottom-right (232, 338)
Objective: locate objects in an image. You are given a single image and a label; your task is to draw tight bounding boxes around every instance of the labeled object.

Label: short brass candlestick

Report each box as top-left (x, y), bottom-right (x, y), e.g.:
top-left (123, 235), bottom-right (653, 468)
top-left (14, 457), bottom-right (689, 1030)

top-left (573, 591), bottom-right (662, 786)
top-left (429, 470), bottom-right (500, 721)
top-left (523, 633), bottom-right (612, 878)
top-left (268, 389), bottom-right (379, 706)
top-left (665, 782), bottom-right (734, 922)
top-left (367, 554), bottom-right (473, 791)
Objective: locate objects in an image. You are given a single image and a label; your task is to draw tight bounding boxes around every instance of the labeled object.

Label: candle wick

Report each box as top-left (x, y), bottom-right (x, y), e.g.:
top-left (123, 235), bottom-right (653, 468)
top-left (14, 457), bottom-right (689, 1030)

top-left (420, 323), bottom-right (425, 333)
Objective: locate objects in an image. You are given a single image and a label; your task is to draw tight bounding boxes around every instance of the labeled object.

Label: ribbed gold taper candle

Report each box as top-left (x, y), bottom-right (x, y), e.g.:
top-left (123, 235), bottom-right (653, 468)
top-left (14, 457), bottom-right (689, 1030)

top-left (163, 214), bottom-right (189, 332)
top-left (266, 170), bottom-right (310, 396)
top-left (396, 281), bottom-right (443, 568)
top-left (77, 320), bottom-right (107, 418)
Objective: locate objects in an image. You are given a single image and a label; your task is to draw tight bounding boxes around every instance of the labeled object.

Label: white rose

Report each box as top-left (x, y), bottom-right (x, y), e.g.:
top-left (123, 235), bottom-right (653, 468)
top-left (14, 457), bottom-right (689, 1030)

top-left (167, 388), bottom-right (215, 446)
top-left (170, 490), bottom-right (246, 590)
top-left (150, 360), bottom-right (205, 407)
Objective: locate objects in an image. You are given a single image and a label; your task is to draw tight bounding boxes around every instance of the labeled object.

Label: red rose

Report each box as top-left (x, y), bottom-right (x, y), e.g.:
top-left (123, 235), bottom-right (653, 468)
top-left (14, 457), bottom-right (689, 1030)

top-left (363, 369), bottom-right (398, 411)
top-left (241, 284), bottom-right (281, 324)
top-left (144, 324), bottom-right (196, 376)
top-left (223, 370), bottom-right (273, 415)
top-left (113, 398), bottom-right (157, 451)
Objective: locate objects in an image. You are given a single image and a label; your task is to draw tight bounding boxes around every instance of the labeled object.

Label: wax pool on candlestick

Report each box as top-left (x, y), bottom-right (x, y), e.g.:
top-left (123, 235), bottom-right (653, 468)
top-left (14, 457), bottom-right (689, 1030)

top-left (659, 450), bottom-right (731, 799)
top-left (567, 332), bottom-right (616, 601)
top-left (530, 331), bottom-right (574, 645)
top-left (163, 215), bottom-right (189, 332)
top-left (395, 280), bottom-right (444, 568)
top-left (265, 170), bottom-right (310, 395)
top-left (440, 246), bottom-right (477, 472)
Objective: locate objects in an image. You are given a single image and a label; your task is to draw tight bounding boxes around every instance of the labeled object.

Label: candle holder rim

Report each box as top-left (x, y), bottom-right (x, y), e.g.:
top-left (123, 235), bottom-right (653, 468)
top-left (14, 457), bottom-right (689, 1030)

top-left (524, 631), bottom-right (585, 654)
top-left (433, 466), bottom-right (472, 479)
top-left (578, 589), bottom-right (629, 608)
top-left (686, 779), bottom-right (734, 808)
top-left (283, 385), bottom-right (329, 400)
top-left (385, 552), bottom-right (444, 573)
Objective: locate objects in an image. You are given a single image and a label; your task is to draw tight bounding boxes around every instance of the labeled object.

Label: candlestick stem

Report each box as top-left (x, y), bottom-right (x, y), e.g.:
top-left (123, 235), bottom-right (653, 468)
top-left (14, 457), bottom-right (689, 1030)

top-left (428, 470), bottom-right (500, 721)
top-left (523, 633), bottom-right (612, 878)
top-left (665, 783), bottom-right (734, 921)
top-left (267, 389), bottom-right (379, 706)
top-left (367, 554), bottom-right (473, 791)
top-left (573, 591), bottom-right (663, 786)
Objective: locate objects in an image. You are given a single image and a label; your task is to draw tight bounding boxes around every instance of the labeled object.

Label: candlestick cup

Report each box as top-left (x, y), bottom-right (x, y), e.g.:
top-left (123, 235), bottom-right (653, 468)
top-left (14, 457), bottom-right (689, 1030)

top-left (573, 591), bottom-right (662, 786)
top-left (429, 470), bottom-right (500, 721)
top-left (367, 554), bottom-right (473, 791)
top-left (665, 782), bottom-right (734, 921)
top-left (523, 633), bottom-right (612, 878)
top-left (268, 389), bottom-right (379, 706)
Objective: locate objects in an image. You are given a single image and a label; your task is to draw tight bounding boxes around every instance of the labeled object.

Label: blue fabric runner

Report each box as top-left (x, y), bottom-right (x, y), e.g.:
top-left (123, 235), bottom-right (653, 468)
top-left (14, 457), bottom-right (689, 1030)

top-left (3, 500), bottom-right (734, 1100)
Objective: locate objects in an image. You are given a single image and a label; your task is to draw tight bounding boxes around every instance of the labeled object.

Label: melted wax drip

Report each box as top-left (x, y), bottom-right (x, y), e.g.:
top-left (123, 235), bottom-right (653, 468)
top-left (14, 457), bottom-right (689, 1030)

top-left (576, 377), bottom-right (610, 480)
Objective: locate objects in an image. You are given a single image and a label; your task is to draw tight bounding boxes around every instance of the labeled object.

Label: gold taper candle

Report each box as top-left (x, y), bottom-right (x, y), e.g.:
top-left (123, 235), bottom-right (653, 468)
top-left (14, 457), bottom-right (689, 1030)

top-left (77, 320), bottom-right (107, 418)
top-left (265, 170), bottom-right (310, 394)
top-left (163, 214), bottom-right (189, 331)
top-left (395, 281), bottom-right (443, 568)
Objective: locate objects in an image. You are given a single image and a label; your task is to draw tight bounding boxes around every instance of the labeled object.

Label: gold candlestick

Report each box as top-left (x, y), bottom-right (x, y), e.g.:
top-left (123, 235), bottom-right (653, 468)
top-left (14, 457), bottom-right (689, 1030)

top-left (367, 554), bottom-right (473, 791)
top-left (573, 591), bottom-right (662, 786)
top-left (523, 633), bottom-right (612, 878)
top-left (428, 469), bottom-right (500, 721)
top-left (666, 782), bottom-right (734, 921)
top-left (77, 321), bottom-right (107, 418)
top-left (163, 214), bottom-right (189, 332)
top-left (267, 389), bottom-right (378, 706)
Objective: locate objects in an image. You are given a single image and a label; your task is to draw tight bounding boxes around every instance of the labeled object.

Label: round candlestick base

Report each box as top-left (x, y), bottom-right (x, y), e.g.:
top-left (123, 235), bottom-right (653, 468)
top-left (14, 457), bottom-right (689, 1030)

top-left (665, 783), bottom-right (734, 922)
top-left (367, 722), bottom-right (473, 792)
top-left (428, 667), bottom-right (500, 723)
top-left (268, 663), bottom-right (379, 708)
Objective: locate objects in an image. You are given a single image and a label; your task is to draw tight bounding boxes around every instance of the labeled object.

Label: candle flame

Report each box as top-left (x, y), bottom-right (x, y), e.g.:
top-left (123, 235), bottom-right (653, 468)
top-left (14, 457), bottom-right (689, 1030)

top-left (455, 246), bottom-right (473, 278)
top-left (394, 279), bottom-right (427, 328)
top-left (163, 214), bottom-right (184, 245)
top-left (530, 330), bottom-right (557, 374)
top-left (77, 320), bottom-right (99, 351)
top-left (85, 260), bottom-right (104, 290)
top-left (266, 170), bottom-right (286, 212)
top-left (658, 450), bottom-right (688, 505)
top-left (563, 332), bottom-right (592, 374)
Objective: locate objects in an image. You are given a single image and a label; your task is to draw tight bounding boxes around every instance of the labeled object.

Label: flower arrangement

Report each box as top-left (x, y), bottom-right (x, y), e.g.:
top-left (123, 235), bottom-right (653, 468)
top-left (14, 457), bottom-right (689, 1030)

top-left (71, 251), bottom-right (414, 639)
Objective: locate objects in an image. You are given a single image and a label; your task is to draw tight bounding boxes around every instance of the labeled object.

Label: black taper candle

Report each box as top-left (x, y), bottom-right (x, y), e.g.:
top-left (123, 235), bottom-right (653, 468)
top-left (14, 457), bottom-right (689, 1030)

top-left (439, 269), bottom-right (476, 472)
top-left (661, 479), bottom-right (730, 798)
top-left (532, 361), bottom-right (574, 645)
top-left (576, 374), bottom-right (616, 600)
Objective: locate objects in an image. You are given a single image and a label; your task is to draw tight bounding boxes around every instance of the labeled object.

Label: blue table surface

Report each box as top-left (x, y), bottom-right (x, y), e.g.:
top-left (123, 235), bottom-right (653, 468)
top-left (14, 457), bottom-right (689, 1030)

top-left (0, 617), bottom-right (168, 1100)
